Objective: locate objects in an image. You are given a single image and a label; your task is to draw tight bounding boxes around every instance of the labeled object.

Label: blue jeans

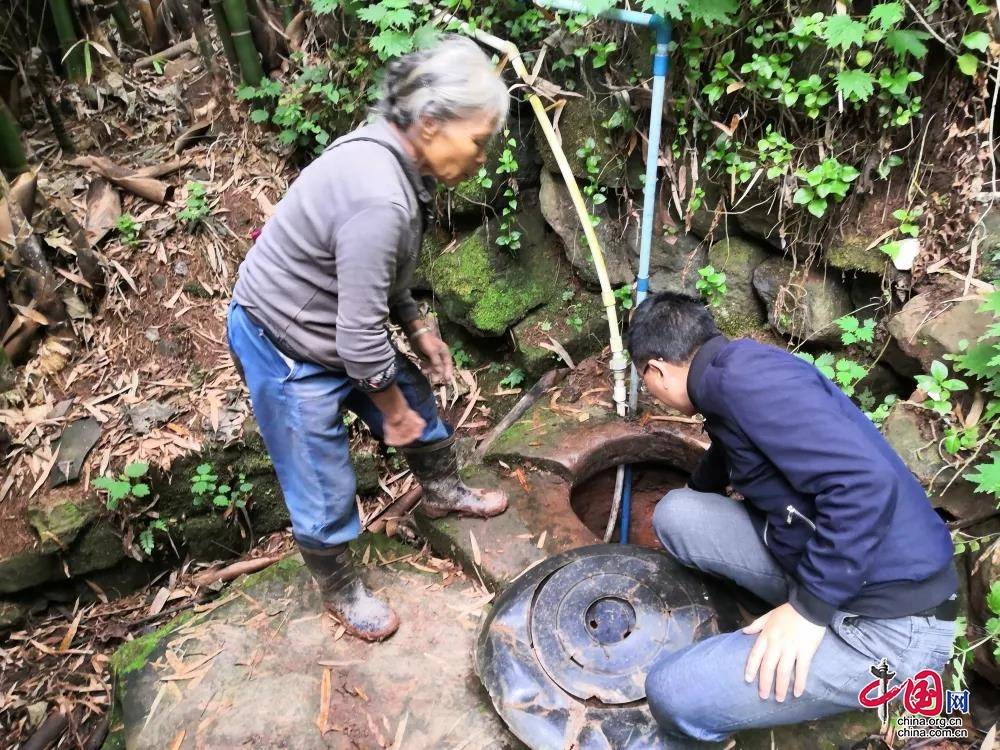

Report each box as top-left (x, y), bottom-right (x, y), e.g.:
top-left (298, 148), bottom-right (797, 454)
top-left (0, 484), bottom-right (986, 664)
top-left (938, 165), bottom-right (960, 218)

top-left (646, 488), bottom-right (957, 743)
top-left (226, 301), bottom-right (450, 549)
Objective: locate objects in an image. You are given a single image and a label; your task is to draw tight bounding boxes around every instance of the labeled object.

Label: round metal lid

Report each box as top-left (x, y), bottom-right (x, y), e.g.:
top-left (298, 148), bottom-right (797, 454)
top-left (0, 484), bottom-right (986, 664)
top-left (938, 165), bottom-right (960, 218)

top-left (476, 544), bottom-right (740, 750)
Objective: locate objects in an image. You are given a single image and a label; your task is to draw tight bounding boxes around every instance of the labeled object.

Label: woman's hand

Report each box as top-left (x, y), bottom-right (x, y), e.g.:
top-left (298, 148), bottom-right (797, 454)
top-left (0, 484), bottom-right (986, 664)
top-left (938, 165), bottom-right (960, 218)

top-left (384, 407), bottom-right (427, 447)
top-left (368, 384), bottom-right (427, 446)
top-left (409, 322), bottom-right (453, 383)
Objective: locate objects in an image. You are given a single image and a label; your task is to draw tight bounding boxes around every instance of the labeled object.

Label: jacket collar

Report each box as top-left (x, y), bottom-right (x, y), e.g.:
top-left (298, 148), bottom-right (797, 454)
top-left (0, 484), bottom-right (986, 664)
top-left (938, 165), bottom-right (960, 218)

top-left (340, 118), bottom-right (434, 205)
top-left (686, 334), bottom-right (730, 414)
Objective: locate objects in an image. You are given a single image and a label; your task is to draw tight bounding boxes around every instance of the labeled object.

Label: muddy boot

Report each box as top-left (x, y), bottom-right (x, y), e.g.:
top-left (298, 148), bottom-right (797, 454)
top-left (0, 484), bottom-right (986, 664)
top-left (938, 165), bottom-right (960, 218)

top-left (298, 543), bottom-right (399, 642)
top-left (402, 435), bottom-right (508, 519)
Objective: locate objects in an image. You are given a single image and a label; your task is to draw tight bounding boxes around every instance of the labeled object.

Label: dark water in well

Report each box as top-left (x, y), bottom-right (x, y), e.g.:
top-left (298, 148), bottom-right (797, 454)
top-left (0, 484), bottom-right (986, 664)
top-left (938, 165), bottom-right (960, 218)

top-left (570, 463), bottom-right (689, 549)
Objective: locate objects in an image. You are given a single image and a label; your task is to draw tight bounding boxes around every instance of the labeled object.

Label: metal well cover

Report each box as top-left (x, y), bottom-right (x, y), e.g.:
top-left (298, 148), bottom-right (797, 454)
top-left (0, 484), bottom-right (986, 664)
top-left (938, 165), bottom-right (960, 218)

top-left (475, 544), bottom-right (740, 750)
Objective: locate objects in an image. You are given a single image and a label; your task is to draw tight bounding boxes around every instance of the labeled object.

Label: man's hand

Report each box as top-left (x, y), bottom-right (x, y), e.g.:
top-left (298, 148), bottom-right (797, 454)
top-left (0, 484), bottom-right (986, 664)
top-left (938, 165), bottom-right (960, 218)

top-left (743, 602), bottom-right (826, 702)
top-left (411, 331), bottom-right (453, 383)
top-left (383, 407), bottom-right (427, 447)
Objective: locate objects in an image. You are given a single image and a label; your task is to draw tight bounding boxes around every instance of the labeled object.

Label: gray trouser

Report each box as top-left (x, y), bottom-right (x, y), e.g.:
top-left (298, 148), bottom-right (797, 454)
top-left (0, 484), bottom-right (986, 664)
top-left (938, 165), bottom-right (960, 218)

top-left (645, 488), bottom-right (957, 743)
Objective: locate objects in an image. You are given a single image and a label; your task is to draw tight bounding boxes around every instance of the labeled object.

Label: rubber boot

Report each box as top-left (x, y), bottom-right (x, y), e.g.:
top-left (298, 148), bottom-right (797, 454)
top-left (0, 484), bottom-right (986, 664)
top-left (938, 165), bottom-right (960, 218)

top-left (298, 543), bottom-right (399, 642)
top-left (402, 434), bottom-right (508, 519)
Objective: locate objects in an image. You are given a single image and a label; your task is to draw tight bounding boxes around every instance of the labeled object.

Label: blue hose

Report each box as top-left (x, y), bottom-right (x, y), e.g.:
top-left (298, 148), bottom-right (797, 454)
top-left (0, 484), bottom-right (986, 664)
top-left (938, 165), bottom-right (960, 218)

top-left (620, 464), bottom-right (632, 543)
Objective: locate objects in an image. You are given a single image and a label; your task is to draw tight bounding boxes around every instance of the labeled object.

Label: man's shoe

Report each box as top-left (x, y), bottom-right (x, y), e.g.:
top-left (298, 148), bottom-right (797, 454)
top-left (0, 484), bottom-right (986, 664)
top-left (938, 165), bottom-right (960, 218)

top-left (402, 435), bottom-right (507, 519)
top-left (298, 543), bottom-right (399, 642)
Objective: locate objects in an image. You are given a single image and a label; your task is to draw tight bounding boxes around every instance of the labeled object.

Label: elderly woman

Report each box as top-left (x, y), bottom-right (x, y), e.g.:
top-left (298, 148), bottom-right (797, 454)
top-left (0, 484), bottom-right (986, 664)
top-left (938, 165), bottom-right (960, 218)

top-left (227, 36), bottom-right (509, 642)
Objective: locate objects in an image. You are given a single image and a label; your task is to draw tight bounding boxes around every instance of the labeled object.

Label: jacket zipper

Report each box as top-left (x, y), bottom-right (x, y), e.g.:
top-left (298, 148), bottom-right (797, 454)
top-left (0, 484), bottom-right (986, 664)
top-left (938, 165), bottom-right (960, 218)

top-left (785, 505), bottom-right (817, 532)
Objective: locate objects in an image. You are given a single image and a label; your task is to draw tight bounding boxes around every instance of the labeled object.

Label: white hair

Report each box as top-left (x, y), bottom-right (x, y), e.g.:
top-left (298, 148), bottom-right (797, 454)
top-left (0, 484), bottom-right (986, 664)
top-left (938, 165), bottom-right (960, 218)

top-left (375, 34), bottom-right (510, 133)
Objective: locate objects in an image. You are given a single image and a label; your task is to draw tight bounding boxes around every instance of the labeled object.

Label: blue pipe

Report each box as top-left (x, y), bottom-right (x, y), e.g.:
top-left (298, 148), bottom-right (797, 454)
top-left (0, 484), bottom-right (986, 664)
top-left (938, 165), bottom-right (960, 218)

top-left (534, 1), bottom-right (672, 544)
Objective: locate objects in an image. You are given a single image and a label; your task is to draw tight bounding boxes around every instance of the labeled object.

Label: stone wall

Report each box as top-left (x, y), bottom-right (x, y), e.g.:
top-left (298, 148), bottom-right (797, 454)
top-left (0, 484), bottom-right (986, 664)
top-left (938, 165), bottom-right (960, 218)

top-left (0, 422), bottom-right (381, 631)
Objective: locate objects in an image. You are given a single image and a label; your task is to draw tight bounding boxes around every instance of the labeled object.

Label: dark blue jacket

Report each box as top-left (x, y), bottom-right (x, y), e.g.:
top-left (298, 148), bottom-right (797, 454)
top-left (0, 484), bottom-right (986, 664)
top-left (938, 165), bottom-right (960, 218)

top-left (686, 335), bottom-right (957, 625)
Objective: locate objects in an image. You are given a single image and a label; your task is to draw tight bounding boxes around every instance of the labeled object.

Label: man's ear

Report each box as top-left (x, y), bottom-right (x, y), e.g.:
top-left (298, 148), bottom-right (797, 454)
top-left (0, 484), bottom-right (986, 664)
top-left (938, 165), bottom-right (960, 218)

top-left (645, 359), bottom-right (668, 382)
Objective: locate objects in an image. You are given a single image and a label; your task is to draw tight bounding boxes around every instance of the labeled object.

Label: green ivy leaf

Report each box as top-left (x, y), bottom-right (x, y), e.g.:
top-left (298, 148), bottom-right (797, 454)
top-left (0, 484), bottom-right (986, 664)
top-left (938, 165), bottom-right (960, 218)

top-left (370, 28), bottom-right (414, 59)
top-left (835, 68), bottom-right (875, 101)
top-left (807, 198), bottom-right (827, 217)
top-left (643, 0), bottom-right (685, 19)
top-left (989, 581), bottom-right (1000, 616)
top-left (967, 453), bottom-right (1000, 499)
top-left (684, 0), bottom-right (738, 27)
top-left (131, 483), bottom-right (151, 498)
top-left (310, 0), bottom-right (340, 14)
top-left (885, 29), bottom-right (930, 59)
top-left (823, 15), bottom-right (868, 51)
top-left (963, 31), bottom-right (991, 52)
top-left (969, 0), bottom-right (990, 14)
top-left (957, 53), bottom-right (980, 76)
top-left (250, 109), bottom-right (270, 124)
top-left (124, 462), bottom-right (149, 478)
top-left (867, 2), bottom-right (904, 29)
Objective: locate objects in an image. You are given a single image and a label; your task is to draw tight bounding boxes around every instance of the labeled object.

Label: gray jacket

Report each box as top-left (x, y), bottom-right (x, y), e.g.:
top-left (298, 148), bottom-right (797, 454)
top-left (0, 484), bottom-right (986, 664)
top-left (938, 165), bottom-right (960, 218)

top-left (232, 118), bottom-right (431, 382)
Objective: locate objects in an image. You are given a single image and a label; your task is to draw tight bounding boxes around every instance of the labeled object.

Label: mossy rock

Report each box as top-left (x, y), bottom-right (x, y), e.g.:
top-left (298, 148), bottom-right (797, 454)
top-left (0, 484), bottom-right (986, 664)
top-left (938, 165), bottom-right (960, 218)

top-left (66, 521), bottom-right (126, 576)
top-left (413, 227), bottom-right (449, 293)
top-left (181, 514), bottom-right (247, 561)
top-left (512, 292), bottom-right (608, 377)
top-left (0, 599), bottom-right (28, 630)
top-left (752, 256), bottom-right (853, 346)
top-left (425, 200), bottom-right (570, 337)
top-left (351, 448), bottom-right (380, 495)
top-left (538, 169), bottom-right (634, 287)
top-left (536, 94), bottom-right (638, 189)
top-left (825, 233), bottom-right (888, 274)
top-left (0, 549), bottom-right (57, 594)
top-left (706, 238), bottom-right (769, 337)
top-left (110, 611), bottom-right (195, 679)
top-left (26, 496), bottom-right (100, 549)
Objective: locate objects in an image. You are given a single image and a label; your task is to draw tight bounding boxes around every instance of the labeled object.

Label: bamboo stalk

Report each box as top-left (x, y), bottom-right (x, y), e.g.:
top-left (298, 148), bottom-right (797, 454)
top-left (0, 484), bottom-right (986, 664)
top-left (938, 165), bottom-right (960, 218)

top-left (184, 0), bottom-right (221, 78)
top-left (50, 0), bottom-right (86, 81)
top-left (103, 0), bottom-right (147, 50)
top-left (0, 99), bottom-right (28, 176)
top-left (210, 0), bottom-right (239, 73)
top-left (29, 51), bottom-right (75, 155)
top-left (222, 0), bottom-right (263, 84)
top-left (136, 0), bottom-right (160, 48)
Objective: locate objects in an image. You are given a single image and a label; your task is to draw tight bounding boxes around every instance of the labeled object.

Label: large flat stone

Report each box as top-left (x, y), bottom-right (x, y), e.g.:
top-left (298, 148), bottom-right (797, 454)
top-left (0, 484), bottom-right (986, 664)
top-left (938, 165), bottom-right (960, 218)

top-left (114, 539), bottom-right (516, 749)
top-left (417, 467), bottom-right (592, 590)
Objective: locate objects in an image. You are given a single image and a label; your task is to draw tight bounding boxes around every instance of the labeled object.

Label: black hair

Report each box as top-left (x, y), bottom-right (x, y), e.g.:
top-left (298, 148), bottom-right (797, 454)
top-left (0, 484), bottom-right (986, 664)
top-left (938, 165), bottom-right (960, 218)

top-left (626, 291), bottom-right (721, 367)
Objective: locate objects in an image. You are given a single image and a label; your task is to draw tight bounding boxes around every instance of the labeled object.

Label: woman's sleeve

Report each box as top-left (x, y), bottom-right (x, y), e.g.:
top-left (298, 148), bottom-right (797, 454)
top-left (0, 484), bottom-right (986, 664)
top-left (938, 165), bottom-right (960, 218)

top-left (334, 201), bottom-right (409, 390)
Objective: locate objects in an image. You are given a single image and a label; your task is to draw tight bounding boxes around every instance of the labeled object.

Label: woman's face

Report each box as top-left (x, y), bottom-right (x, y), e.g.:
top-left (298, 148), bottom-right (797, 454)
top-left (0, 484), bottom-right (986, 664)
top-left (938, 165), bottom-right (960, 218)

top-left (414, 110), bottom-right (498, 187)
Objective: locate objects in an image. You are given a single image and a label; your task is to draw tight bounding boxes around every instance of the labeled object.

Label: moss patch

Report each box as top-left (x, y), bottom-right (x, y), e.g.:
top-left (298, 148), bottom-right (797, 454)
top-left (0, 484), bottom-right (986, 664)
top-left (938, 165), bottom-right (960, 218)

top-left (428, 211), bottom-right (566, 337)
top-left (110, 611), bottom-right (194, 678)
top-left (237, 554), bottom-right (305, 590)
top-left (27, 497), bottom-right (100, 548)
top-left (825, 235), bottom-right (887, 274)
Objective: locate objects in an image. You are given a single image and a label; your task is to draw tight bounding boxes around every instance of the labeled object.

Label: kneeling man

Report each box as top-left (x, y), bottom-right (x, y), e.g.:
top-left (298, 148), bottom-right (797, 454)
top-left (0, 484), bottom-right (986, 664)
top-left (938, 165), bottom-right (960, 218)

top-left (628, 292), bottom-right (958, 742)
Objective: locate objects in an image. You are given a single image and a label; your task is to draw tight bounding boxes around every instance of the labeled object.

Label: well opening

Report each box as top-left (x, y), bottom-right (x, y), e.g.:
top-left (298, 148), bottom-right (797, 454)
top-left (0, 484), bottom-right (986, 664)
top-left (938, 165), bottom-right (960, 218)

top-left (570, 462), bottom-right (688, 550)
